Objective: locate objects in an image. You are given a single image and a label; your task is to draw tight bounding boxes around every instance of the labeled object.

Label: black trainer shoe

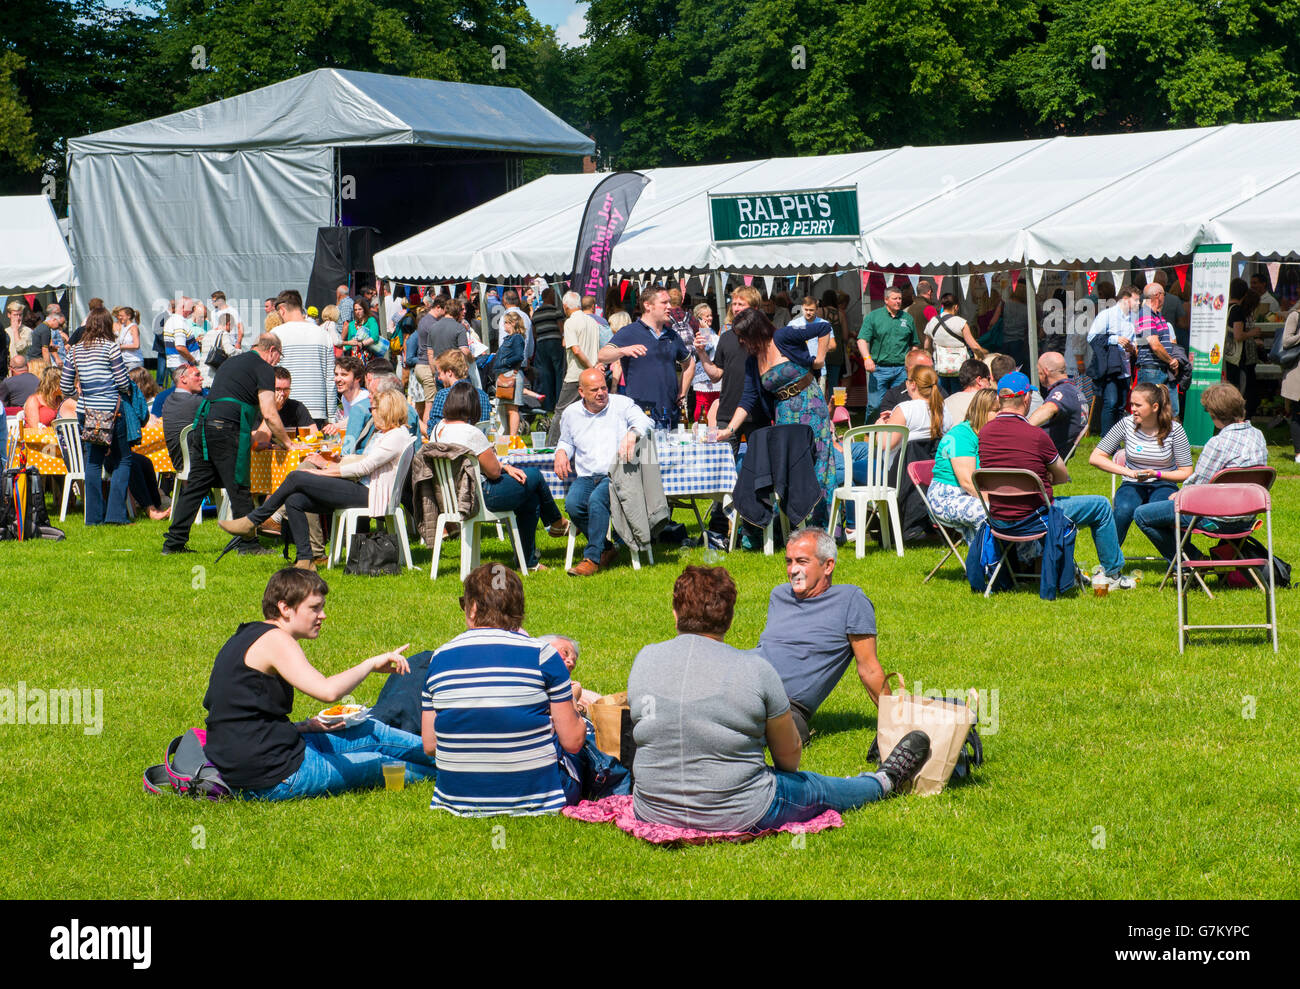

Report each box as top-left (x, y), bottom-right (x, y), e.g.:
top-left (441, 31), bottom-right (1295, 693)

top-left (878, 730), bottom-right (931, 793)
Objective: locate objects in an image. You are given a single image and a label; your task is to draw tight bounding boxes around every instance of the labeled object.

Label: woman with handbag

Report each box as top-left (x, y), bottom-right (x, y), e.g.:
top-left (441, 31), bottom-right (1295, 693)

top-left (199, 311), bottom-right (236, 389)
top-left (926, 293), bottom-right (983, 395)
top-left (352, 299), bottom-right (388, 359)
top-left (430, 382), bottom-right (568, 572)
top-left (494, 310), bottom-right (527, 437)
top-left (219, 389), bottom-right (413, 570)
top-left (59, 307), bottom-right (134, 524)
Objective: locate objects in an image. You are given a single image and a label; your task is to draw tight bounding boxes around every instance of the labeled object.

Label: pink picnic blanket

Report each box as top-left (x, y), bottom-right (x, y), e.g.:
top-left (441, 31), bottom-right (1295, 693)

top-left (562, 794), bottom-right (843, 846)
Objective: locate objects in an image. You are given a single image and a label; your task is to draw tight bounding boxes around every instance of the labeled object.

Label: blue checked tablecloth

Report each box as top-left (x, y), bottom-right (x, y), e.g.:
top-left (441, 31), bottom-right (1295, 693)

top-left (503, 437), bottom-right (737, 501)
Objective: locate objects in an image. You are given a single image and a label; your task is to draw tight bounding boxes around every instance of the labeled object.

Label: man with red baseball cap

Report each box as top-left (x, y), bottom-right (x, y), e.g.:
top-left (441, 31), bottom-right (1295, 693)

top-left (976, 371), bottom-right (1135, 590)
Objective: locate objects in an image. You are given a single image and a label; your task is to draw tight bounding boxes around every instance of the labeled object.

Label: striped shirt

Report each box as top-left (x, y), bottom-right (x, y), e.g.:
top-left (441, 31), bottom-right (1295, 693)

top-left (273, 320), bottom-right (336, 421)
top-left (60, 340), bottom-right (130, 415)
top-left (164, 314), bottom-right (200, 369)
top-left (422, 628), bottom-right (573, 817)
top-left (1096, 417), bottom-right (1192, 479)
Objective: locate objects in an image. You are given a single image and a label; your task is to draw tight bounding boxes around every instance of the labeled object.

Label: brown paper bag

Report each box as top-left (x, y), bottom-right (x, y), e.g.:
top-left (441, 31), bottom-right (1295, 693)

top-left (588, 691), bottom-right (629, 759)
top-left (876, 672), bottom-right (978, 796)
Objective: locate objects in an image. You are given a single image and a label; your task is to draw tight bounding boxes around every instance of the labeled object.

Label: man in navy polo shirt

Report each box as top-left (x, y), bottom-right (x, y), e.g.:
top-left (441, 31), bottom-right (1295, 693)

top-left (598, 286), bottom-right (690, 428)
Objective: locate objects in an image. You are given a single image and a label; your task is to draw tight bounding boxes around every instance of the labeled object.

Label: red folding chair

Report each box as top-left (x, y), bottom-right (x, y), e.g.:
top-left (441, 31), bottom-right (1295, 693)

top-left (907, 459), bottom-right (966, 583)
top-left (971, 469), bottom-right (1052, 598)
top-left (1157, 465), bottom-right (1276, 593)
top-left (1174, 483), bottom-right (1277, 653)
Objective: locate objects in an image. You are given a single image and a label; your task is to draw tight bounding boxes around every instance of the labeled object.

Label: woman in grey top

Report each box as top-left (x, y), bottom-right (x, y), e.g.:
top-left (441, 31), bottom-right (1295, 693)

top-left (627, 566), bottom-right (929, 833)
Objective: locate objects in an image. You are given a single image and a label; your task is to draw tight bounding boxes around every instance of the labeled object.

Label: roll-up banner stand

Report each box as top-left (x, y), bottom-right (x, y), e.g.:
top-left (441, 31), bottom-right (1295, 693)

top-left (1184, 243), bottom-right (1233, 447)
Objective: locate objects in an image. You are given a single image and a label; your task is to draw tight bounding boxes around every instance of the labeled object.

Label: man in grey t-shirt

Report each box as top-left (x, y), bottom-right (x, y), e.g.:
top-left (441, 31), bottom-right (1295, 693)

top-left (756, 527), bottom-right (888, 744)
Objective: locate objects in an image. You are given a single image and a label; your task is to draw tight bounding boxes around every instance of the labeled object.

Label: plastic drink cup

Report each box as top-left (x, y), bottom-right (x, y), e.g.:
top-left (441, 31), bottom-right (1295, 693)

top-left (532, 432), bottom-right (546, 450)
top-left (1092, 572), bottom-right (1109, 598)
top-left (382, 762), bottom-right (405, 791)
top-left (494, 437), bottom-right (510, 457)
top-left (833, 387), bottom-right (847, 406)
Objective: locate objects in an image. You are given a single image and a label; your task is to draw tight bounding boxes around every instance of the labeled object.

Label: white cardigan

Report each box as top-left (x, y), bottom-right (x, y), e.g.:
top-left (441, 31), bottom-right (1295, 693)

top-left (339, 427), bottom-right (409, 515)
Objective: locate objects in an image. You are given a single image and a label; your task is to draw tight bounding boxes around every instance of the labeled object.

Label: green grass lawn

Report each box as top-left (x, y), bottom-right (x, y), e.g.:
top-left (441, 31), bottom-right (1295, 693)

top-left (2, 434), bottom-right (1297, 899)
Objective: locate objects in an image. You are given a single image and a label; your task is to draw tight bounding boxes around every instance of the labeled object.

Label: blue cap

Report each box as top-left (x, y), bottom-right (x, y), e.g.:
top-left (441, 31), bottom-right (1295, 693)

top-left (997, 371), bottom-right (1031, 395)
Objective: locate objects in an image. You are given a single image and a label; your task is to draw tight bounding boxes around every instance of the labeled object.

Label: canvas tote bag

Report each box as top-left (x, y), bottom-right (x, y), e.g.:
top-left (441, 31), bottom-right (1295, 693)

top-left (876, 672), bottom-right (979, 796)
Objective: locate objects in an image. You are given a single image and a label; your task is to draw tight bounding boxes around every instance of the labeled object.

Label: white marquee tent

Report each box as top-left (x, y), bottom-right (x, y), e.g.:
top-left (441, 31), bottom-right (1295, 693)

top-left (375, 118), bottom-right (1300, 284)
top-left (0, 196), bottom-right (77, 294)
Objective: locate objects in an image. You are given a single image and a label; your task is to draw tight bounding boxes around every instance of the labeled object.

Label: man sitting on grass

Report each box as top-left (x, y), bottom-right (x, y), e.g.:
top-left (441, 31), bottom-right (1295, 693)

top-left (1133, 382), bottom-right (1267, 563)
top-left (755, 527), bottom-right (887, 744)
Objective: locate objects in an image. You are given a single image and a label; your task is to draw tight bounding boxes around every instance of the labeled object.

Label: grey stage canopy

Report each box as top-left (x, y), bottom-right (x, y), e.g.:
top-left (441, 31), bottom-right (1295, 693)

top-left (67, 68), bottom-right (593, 329)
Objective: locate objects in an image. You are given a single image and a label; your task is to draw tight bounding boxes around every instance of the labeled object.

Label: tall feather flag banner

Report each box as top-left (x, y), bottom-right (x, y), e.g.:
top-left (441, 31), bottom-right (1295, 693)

top-left (570, 171), bottom-right (650, 317)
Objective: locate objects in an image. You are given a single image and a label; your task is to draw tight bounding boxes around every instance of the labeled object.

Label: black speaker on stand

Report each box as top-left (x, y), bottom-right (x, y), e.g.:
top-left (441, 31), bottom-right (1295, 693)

top-left (306, 226), bottom-right (379, 314)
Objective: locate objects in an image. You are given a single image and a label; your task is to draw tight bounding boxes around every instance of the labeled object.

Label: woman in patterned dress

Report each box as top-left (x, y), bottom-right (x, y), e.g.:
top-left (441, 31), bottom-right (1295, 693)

top-left (714, 306), bottom-right (835, 523)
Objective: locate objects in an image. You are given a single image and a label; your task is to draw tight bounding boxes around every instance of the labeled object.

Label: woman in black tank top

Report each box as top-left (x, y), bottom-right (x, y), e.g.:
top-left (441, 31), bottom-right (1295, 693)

top-left (203, 568), bottom-right (436, 799)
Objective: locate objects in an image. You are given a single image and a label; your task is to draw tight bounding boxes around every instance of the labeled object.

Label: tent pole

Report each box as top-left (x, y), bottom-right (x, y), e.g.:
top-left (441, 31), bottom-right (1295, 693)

top-left (1025, 258), bottom-right (1040, 388)
top-left (478, 280), bottom-right (490, 349)
top-left (714, 269), bottom-right (727, 327)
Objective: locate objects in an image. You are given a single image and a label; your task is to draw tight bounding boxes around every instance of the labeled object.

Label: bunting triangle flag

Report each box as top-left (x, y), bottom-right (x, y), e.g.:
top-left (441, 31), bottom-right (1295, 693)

top-left (700, 273), bottom-right (711, 296)
top-left (762, 276), bottom-right (772, 296)
top-left (907, 273), bottom-right (921, 293)
top-left (1237, 261), bottom-right (1247, 278)
top-left (1086, 271), bottom-right (1098, 293)
top-left (1110, 269), bottom-right (1125, 290)
top-left (983, 272), bottom-right (994, 295)
top-left (1010, 269), bottom-right (1021, 292)
top-left (933, 275), bottom-right (944, 294)
top-left (1143, 268), bottom-right (1155, 286)
top-left (678, 276), bottom-right (687, 297)
top-left (860, 270), bottom-right (871, 295)
top-left (619, 279), bottom-right (629, 301)
top-left (1266, 262), bottom-right (1281, 289)
top-left (1174, 264), bottom-right (1189, 292)
top-left (743, 275), bottom-right (753, 286)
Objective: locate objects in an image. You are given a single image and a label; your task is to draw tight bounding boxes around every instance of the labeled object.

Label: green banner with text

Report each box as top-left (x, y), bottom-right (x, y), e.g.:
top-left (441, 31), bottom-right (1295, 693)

top-left (1184, 243), bottom-right (1233, 447)
top-left (709, 187), bottom-right (860, 243)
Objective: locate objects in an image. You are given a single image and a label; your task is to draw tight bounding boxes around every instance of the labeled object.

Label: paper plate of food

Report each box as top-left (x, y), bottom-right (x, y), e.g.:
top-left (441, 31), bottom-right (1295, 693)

top-left (316, 703), bottom-right (371, 727)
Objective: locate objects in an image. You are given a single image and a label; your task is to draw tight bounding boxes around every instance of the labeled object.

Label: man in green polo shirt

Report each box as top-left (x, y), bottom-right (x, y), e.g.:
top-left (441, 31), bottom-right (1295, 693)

top-left (857, 286), bottom-right (920, 422)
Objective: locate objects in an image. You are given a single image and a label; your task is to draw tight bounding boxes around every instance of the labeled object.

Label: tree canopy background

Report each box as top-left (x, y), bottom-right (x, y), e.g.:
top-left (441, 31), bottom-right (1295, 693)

top-left (4, 0), bottom-right (1299, 206)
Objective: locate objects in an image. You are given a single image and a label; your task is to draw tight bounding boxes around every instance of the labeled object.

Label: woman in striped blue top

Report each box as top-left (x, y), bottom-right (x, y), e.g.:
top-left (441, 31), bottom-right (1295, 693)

top-left (59, 308), bottom-right (133, 524)
top-left (1089, 382), bottom-right (1193, 545)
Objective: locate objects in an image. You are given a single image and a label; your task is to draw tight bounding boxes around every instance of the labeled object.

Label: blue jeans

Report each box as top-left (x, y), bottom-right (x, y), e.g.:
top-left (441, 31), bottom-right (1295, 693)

top-left (1137, 368), bottom-right (1178, 418)
top-left (565, 473), bottom-right (611, 564)
top-left (81, 413), bottom-right (133, 525)
top-left (1054, 494), bottom-right (1125, 576)
top-left (749, 768), bottom-right (885, 831)
top-left (1099, 377), bottom-right (1128, 436)
top-left (867, 364), bottom-right (907, 423)
top-left (1112, 480), bottom-right (1177, 547)
top-left (237, 719), bottom-right (437, 800)
top-left (484, 467), bottom-right (563, 568)
top-left (1132, 497), bottom-right (1255, 563)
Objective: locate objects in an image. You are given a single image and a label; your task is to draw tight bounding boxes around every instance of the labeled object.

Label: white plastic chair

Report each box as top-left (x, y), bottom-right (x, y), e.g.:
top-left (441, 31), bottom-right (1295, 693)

top-left (328, 437), bottom-right (418, 570)
top-left (53, 417), bottom-right (84, 522)
top-left (174, 423), bottom-right (232, 524)
top-left (428, 455), bottom-right (528, 580)
top-left (565, 520), bottom-right (652, 571)
top-left (828, 424), bottom-right (910, 558)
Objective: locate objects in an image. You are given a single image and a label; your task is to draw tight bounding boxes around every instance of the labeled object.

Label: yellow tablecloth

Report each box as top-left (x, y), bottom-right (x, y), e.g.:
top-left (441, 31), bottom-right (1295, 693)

top-left (133, 421), bottom-right (173, 474)
top-left (18, 427), bottom-right (67, 475)
top-left (249, 447), bottom-right (307, 495)
top-left (17, 422), bottom-right (175, 476)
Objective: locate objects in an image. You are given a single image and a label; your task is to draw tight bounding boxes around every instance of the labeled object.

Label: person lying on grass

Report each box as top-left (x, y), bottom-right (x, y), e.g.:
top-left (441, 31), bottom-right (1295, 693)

top-left (202, 567), bottom-right (436, 800)
top-left (628, 564), bottom-right (931, 833)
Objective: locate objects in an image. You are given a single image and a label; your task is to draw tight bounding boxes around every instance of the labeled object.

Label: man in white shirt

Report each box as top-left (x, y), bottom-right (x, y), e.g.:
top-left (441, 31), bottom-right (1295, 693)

top-left (1250, 273), bottom-right (1281, 319)
top-left (165, 297), bottom-right (199, 376)
top-left (555, 367), bottom-right (652, 576)
top-left (548, 291), bottom-right (603, 444)
top-left (272, 289), bottom-right (336, 423)
top-left (1087, 285), bottom-right (1140, 435)
top-left (209, 291), bottom-right (245, 350)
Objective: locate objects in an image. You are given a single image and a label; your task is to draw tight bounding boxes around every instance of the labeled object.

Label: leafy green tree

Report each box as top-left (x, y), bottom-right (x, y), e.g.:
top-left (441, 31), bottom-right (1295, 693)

top-left (0, 52), bottom-right (41, 175)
